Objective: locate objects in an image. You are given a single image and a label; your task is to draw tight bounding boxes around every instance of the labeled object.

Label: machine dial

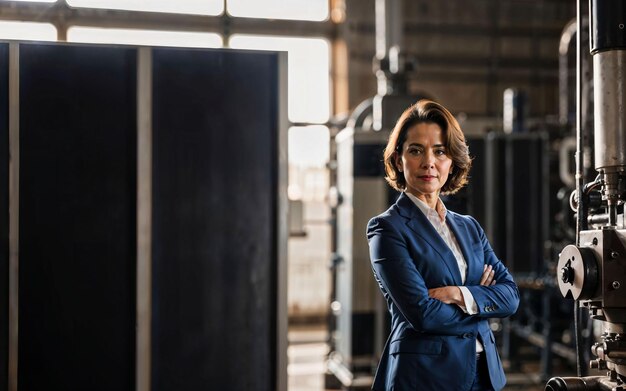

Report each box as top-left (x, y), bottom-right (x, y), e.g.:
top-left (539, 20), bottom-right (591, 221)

top-left (557, 245), bottom-right (599, 300)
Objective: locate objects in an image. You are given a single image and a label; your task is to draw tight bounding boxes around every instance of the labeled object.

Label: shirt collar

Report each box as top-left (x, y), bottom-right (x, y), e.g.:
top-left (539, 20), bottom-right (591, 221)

top-left (405, 192), bottom-right (447, 222)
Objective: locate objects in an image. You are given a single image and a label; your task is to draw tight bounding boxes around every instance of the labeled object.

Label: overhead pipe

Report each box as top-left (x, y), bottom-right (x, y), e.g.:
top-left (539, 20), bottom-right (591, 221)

top-left (374, 0), bottom-right (406, 96)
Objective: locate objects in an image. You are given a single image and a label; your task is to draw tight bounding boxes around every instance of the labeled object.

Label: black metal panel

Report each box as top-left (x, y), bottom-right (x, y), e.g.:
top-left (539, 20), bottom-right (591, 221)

top-left (506, 134), bottom-right (549, 274)
top-left (0, 42), bottom-right (8, 391)
top-left (351, 312), bottom-right (374, 356)
top-left (484, 133), bottom-right (549, 274)
top-left (452, 133), bottom-right (549, 273)
top-left (18, 43), bottom-right (137, 391)
top-left (590, 0), bottom-right (626, 53)
top-left (151, 48), bottom-right (279, 391)
top-left (353, 143), bottom-right (386, 178)
top-left (485, 135), bottom-right (509, 265)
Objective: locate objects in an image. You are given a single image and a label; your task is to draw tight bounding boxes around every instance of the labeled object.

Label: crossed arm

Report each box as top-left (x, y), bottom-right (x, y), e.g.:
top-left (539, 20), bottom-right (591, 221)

top-left (367, 216), bottom-right (519, 333)
top-left (428, 264), bottom-right (496, 306)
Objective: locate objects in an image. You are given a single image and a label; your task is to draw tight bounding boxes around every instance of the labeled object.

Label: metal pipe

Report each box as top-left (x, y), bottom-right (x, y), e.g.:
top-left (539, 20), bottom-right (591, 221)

top-left (346, 98), bottom-right (373, 130)
top-left (374, 0), bottom-right (404, 96)
top-left (545, 376), bottom-right (615, 391)
top-left (559, 19), bottom-right (578, 126)
top-left (593, 51), bottom-right (626, 172)
top-left (588, 213), bottom-right (609, 226)
top-left (575, 0), bottom-right (586, 243)
top-left (375, 0), bottom-right (403, 61)
top-left (574, 0), bottom-right (585, 377)
top-left (590, 0), bottom-right (626, 228)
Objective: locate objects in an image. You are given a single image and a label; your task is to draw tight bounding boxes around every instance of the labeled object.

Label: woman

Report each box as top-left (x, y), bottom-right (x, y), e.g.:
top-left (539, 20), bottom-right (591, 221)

top-left (367, 99), bottom-right (519, 391)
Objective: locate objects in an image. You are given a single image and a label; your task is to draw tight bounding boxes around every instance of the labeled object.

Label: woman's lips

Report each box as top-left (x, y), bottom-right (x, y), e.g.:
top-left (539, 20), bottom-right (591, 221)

top-left (418, 175), bottom-right (437, 182)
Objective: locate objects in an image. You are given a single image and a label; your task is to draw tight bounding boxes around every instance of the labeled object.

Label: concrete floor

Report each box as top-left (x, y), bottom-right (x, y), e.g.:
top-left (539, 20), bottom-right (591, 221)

top-left (287, 325), bottom-right (578, 391)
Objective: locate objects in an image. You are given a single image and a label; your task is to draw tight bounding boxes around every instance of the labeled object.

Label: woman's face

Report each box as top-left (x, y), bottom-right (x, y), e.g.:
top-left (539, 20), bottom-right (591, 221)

top-left (396, 122), bottom-right (453, 203)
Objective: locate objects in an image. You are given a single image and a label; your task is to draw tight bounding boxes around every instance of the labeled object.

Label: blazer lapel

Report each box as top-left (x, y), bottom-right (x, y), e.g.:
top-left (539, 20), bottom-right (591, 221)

top-left (447, 212), bottom-right (482, 285)
top-left (396, 193), bottom-right (463, 285)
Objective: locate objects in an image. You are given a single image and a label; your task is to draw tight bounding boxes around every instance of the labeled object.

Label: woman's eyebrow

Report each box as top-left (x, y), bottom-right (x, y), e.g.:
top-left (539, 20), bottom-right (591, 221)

top-left (406, 143), bottom-right (445, 148)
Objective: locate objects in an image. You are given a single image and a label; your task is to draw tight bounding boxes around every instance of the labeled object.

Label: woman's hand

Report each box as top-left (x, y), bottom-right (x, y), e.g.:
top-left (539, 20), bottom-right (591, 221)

top-left (429, 265), bottom-right (496, 305)
top-left (428, 286), bottom-right (463, 305)
top-left (480, 264), bottom-right (496, 286)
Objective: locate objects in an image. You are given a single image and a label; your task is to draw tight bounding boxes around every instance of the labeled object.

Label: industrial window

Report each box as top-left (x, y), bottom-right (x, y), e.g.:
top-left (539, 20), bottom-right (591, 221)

top-left (229, 35), bottom-right (330, 124)
top-left (228, 0), bottom-right (328, 21)
top-left (66, 0), bottom-right (223, 16)
top-left (67, 27), bottom-right (223, 48)
top-left (289, 125), bottom-right (330, 168)
top-left (288, 125), bottom-right (330, 201)
top-left (0, 21), bottom-right (57, 41)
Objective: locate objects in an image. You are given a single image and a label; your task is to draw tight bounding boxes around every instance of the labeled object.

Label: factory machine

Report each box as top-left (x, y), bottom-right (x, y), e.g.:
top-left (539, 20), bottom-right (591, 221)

top-left (547, 1), bottom-right (626, 390)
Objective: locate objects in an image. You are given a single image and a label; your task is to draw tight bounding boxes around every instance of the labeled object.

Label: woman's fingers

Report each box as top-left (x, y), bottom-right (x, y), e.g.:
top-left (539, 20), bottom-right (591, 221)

top-left (479, 264), bottom-right (489, 284)
top-left (480, 264), bottom-right (495, 286)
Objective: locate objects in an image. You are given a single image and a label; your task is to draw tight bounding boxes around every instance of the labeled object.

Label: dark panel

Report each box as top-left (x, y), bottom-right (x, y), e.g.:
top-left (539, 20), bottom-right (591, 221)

top-left (452, 133), bottom-right (549, 273)
top-left (485, 135), bottom-right (509, 264)
top-left (0, 42), bottom-right (9, 391)
top-left (484, 133), bottom-right (549, 274)
top-left (351, 312), bottom-right (374, 356)
top-left (590, 0), bottom-right (626, 52)
top-left (18, 43), bottom-right (137, 391)
top-left (151, 48), bottom-right (279, 391)
top-left (506, 135), bottom-right (549, 274)
top-left (465, 137), bottom-right (486, 223)
top-left (353, 144), bottom-right (386, 177)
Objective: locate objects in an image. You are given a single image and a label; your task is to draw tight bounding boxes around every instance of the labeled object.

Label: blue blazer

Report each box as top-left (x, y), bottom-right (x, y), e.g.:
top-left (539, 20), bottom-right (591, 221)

top-left (367, 193), bottom-right (519, 391)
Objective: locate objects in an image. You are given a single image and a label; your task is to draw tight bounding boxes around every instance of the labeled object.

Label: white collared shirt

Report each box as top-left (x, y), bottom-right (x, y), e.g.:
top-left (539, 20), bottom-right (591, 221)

top-left (405, 192), bottom-right (484, 352)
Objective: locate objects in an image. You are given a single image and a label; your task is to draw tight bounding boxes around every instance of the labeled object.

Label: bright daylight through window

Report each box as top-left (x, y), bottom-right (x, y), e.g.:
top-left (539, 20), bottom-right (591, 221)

top-left (68, 27), bottom-right (222, 48)
top-left (66, 0), bottom-right (223, 16)
top-left (228, 0), bottom-right (328, 21)
top-left (229, 35), bottom-right (330, 124)
top-left (0, 21), bottom-right (56, 41)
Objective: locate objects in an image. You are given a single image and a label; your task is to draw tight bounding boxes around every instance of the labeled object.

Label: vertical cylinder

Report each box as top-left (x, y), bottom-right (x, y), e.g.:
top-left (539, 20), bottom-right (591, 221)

top-left (590, 0), bottom-right (626, 228)
top-left (503, 88), bottom-right (527, 134)
top-left (590, 0), bottom-right (626, 54)
top-left (593, 50), bottom-right (626, 172)
top-left (590, 0), bottom-right (626, 172)
top-left (375, 0), bottom-right (403, 60)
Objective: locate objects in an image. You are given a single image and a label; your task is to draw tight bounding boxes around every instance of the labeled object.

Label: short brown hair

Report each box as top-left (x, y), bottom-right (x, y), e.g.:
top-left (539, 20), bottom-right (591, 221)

top-left (383, 99), bottom-right (472, 195)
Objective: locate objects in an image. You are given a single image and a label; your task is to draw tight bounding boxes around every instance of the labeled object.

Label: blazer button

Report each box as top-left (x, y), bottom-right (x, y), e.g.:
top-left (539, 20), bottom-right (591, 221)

top-left (462, 333), bottom-right (473, 339)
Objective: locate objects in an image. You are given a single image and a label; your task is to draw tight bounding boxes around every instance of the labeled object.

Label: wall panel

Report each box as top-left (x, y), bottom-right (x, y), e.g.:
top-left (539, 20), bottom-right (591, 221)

top-left (17, 43), bottom-right (137, 391)
top-left (151, 47), bottom-right (281, 391)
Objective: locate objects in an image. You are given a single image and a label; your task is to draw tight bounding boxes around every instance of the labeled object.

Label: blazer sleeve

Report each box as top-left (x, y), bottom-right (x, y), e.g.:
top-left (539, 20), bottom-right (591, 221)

top-left (465, 216), bottom-right (520, 318)
top-left (367, 216), bottom-right (471, 334)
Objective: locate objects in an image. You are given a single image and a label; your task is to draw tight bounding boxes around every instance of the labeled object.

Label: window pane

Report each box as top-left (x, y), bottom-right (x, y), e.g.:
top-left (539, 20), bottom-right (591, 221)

top-left (230, 35), bottom-right (330, 123)
top-left (288, 125), bottom-right (329, 201)
top-left (228, 0), bottom-right (328, 21)
top-left (289, 125), bottom-right (329, 168)
top-left (1, 0), bottom-right (56, 2)
top-left (66, 0), bottom-right (223, 16)
top-left (0, 21), bottom-right (56, 41)
top-left (68, 27), bottom-right (222, 48)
